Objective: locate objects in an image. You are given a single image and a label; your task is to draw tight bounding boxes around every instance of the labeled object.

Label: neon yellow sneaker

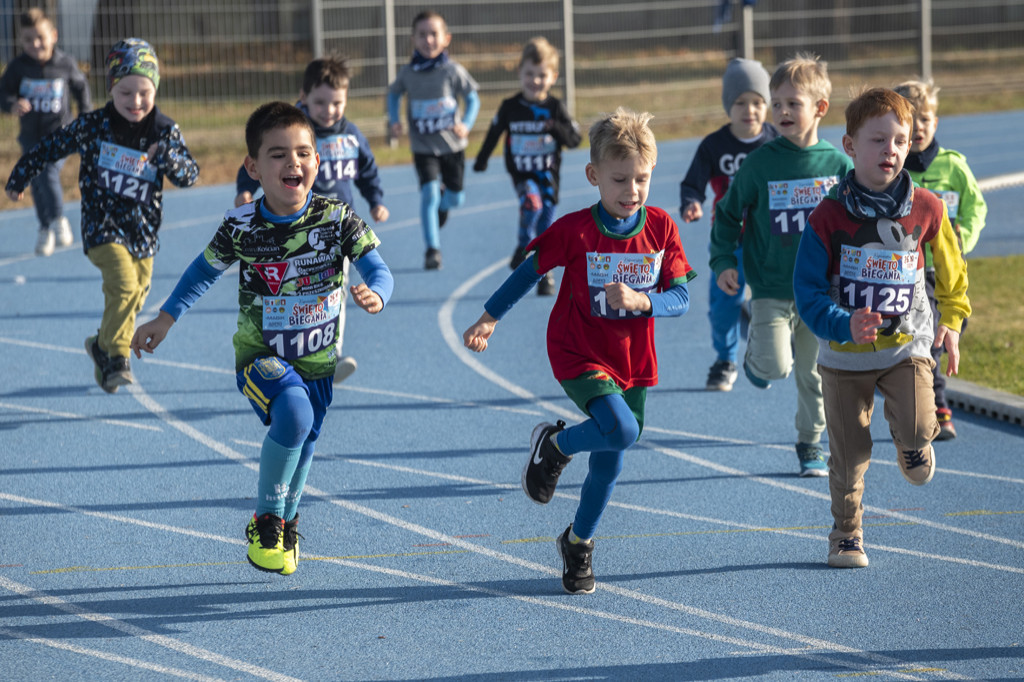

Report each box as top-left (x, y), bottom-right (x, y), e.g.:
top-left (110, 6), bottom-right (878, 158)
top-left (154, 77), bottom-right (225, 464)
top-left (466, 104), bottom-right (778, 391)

top-left (245, 513), bottom-right (285, 573)
top-left (281, 514), bottom-right (302, 576)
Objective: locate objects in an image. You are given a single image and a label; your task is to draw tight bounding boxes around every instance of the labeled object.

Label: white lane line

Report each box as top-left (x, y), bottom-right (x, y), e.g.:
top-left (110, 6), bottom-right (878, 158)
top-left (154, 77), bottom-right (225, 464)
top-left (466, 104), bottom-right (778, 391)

top-left (0, 575), bottom-right (300, 682)
top-left (437, 264), bottom-right (1024, 552)
top-left (343, 457), bottom-right (1024, 576)
top-left (0, 627), bottom-right (225, 681)
top-left (978, 171), bottom-right (1024, 191)
top-left (0, 492), bottom-right (938, 680)
top-left (0, 400), bottom-right (161, 432)
top-left (116, 385), bottom-right (963, 680)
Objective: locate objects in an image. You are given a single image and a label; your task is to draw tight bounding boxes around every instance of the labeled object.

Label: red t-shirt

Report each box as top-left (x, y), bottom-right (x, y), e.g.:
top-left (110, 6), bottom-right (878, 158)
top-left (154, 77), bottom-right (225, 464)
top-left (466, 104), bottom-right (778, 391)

top-left (529, 205), bottom-right (694, 389)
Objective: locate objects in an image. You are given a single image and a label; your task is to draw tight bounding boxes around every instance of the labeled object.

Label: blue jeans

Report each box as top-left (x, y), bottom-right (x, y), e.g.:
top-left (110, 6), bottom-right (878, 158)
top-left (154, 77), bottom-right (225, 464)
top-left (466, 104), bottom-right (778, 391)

top-left (709, 244), bottom-right (745, 363)
top-left (27, 154), bottom-right (65, 228)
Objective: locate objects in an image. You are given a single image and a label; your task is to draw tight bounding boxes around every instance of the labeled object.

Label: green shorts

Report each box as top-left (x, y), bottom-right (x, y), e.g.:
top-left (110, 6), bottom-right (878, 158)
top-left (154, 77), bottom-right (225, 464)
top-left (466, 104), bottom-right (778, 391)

top-left (560, 371), bottom-right (648, 436)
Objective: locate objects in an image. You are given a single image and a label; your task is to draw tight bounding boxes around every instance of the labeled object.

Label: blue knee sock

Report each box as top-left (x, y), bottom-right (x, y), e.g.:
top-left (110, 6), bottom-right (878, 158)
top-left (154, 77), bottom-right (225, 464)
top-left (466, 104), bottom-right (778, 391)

top-left (572, 449), bottom-right (625, 540)
top-left (282, 438), bottom-right (316, 522)
top-left (420, 181), bottom-right (441, 248)
top-left (439, 188), bottom-right (464, 212)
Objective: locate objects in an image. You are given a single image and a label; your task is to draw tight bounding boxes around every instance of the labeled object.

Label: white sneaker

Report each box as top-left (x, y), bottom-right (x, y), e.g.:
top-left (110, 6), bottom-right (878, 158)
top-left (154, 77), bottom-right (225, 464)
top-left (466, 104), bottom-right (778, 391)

top-left (333, 355), bottom-right (358, 384)
top-left (54, 217), bottom-right (74, 247)
top-left (35, 228), bottom-right (55, 257)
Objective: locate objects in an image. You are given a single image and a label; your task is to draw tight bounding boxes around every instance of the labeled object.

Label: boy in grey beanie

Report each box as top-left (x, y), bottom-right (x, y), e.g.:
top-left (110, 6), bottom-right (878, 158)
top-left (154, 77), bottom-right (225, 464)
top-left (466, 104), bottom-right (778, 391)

top-left (679, 57), bottom-right (776, 392)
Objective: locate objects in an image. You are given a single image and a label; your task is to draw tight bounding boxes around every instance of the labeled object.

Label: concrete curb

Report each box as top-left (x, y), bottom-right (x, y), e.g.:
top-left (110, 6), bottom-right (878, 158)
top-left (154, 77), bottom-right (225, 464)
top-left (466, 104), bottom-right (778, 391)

top-left (946, 377), bottom-right (1024, 428)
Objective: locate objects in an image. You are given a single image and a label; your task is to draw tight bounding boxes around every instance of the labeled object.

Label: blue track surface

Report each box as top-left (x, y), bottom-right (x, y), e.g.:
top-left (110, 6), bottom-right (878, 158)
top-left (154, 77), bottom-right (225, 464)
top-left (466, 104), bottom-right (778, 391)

top-left (1, 111), bottom-right (1023, 681)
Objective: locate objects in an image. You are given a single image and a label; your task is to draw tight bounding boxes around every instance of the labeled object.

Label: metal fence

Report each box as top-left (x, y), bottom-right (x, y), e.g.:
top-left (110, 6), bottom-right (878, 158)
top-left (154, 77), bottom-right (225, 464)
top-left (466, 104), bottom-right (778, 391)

top-left (3, 0), bottom-right (1024, 147)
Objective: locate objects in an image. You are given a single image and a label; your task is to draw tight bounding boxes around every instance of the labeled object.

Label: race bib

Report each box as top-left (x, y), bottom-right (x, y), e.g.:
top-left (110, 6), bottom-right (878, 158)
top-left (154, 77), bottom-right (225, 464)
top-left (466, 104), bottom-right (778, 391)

top-left (262, 289), bottom-right (342, 360)
top-left (929, 189), bottom-right (960, 221)
top-left (510, 133), bottom-right (556, 172)
top-left (768, 176), bottom-right (838, 235)
top-left (97, 142), bottom-right (157, 205)
top-left (838, 245), bottom-right (918, 316)
top-left (19, 78), bottom-right (64, 113)
top-left (586, 251), bottom-right (663, 319)
top-left (317, 134), bottom-right (360, 183)
top-left (411, 97), bottom-right (457, 135)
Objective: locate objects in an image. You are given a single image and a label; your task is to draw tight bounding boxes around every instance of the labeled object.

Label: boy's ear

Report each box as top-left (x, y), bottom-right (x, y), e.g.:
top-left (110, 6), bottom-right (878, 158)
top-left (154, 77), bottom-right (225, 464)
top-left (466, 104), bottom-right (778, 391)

top-left (585, 163), bottom-right (598, 186)
top-left (816, 99), bottom-right (830, 118)
top-left (841, 133), bottom-right (855, 157)
top-left (243, 155), bottom-right (260, 181)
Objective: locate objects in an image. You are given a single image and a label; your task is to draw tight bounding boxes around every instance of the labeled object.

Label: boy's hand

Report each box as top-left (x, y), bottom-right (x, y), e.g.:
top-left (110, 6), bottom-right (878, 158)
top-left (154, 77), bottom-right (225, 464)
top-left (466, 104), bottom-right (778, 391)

top-left (130, 311), bottom-right (176, 358)
top-left (850, 306), bottom-right (883, 344)
top-left (389, 122), bottom-right (403, 139)
top-left (350, 283), bottom-right (383, 314)
top-left (604, 282), bottom-right (651, 313)
top-left (716, 269), bottom-right (740, 295)
top-left (934, 325), bottom-right (961, 376)
top-left (234, 191), bottom-right (254, 207)
top-left (453, 122), bottom-right (469, 139)
top-left (681, 201), bottom-right (703, 223)
top-left (371, 204), bottom-right (390, 223)
top-left (13, 98), bottom-right (31, 116)
top-left (6, 188), bottom-right (23, 202)
top-left (463, 312), bottom-right (498, 353)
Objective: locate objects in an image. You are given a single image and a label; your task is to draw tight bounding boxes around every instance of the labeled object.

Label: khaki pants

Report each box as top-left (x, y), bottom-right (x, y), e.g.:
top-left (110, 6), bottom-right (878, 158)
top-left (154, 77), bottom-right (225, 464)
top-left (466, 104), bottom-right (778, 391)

top-left (820, 356), bottom-right (940, 537)
top-left (746, 298), bottom-right (825, 444)
top-left (86, 242), bottom-right (153, 358)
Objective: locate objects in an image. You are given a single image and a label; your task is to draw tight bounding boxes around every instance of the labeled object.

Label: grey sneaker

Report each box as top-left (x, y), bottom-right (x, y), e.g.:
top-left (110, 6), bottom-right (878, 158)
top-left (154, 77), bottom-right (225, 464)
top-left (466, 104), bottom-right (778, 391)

top-left (54, 217), bottom-right (74, 247)
top-left (556, 525), bottom-right (596, 594)
top-left (522, 421), bottom-right (570, 504)
top-left (796, 442), bottom-right (828, 477)
top-left (424, 247), bottom-right (442, 270)
top-left (103, 356), bottom-right (134, 393)
top-left (35, 228), bottom-right (55, 257)
top-left (896, 442), bottom-right (936, 486)
top-left (333, 355), bottom-right (358, 384)
top-left (705, 360), bottom-right (738, 391)
top-left (537, 272), bottom-right (556, 296)
top-left (828, 534), bottom-right (869, 568)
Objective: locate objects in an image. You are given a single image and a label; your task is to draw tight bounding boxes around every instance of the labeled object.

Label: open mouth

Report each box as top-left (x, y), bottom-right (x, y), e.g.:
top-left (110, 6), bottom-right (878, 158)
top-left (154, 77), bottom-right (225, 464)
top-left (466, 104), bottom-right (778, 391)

top-left (283, 176), bottom-right (302, 188)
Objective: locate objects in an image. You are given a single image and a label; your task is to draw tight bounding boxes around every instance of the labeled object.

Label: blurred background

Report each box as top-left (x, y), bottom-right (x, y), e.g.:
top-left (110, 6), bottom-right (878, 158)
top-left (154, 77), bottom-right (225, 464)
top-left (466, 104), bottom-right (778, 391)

top-left (3, 0), bottom-right (1024, 190)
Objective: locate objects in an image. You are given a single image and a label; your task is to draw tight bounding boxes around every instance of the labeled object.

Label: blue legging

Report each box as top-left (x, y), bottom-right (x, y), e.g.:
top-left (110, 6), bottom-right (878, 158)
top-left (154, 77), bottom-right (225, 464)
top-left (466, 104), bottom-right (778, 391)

top-left (420, 180), bottom-right (465, 249)
top-left (555, 394), bottom-right (640, 540)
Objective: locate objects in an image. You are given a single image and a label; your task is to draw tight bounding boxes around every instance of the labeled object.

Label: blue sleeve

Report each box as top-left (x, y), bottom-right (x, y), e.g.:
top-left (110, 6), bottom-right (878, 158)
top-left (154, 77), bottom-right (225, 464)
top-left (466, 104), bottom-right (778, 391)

top-left (387, 91), bottom-right (402, 125)
top-left (647, 283), bottom-right (690, 317)
top-left (160, 253), bottom-right (224, 321)
top-left (793, 229), bottom-right (853, 343)
top-left (462, 90), bottom-right (481, 131)
top-left (484, 257), bottom-right (543, 320)
top-left (352, 127), bottom-right (384, 208)
top-left (352, 248), bottom-right (394, 309)
top-left (236, 164), bottom-right (259, 197)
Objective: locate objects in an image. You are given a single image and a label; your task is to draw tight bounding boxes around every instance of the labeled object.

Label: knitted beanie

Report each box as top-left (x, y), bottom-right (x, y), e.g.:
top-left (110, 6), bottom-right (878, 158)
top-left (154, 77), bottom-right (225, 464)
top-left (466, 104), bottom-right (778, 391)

top-left (105, 38), bottom-right (159, 92)
top-left (721, 57), bottom-right (770, 113)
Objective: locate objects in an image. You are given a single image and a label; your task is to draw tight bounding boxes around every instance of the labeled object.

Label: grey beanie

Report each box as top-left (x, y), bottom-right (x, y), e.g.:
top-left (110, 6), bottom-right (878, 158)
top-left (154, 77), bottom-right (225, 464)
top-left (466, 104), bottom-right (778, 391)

top-left (721, 58), bottom-right (771, 113)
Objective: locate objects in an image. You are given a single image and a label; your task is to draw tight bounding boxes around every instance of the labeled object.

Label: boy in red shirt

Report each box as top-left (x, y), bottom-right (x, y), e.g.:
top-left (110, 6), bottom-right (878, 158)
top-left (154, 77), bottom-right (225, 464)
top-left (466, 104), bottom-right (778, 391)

top-left (463, 108), bottom-right (695, 594)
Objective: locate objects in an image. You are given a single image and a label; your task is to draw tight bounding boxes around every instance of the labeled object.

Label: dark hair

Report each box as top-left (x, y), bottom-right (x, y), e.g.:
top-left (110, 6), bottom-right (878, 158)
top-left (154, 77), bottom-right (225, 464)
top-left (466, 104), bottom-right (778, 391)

top-left (412, 9), bottom-right (446, 31)
top-left (20, 8), bottom-right (52, 31)
top-left (245, 101), bottom-right (315, 158)
top-left (302, 55), bottom-right (350, 94)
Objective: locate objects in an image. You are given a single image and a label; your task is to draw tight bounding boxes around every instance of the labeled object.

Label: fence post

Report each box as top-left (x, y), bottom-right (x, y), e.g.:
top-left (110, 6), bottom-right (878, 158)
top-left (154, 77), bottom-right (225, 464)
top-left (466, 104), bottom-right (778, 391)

top-left (562, 0), bottom-right (576, 117)
top-left (385, 0), bottom-right (397, 146)
top-left (311, 0), bottom-right (323, 59)
top-left (920, 0), bottom-right (932, 80)
top-left (741, 3), bottom-right (754, 59)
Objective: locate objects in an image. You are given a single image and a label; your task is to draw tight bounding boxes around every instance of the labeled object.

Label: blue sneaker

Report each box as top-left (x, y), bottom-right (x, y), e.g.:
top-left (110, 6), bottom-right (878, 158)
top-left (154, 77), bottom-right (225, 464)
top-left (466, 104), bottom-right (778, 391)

top-left (743, 359), bottom-right (771, 389)
top-left (796, 442), bottom-right (828, 477)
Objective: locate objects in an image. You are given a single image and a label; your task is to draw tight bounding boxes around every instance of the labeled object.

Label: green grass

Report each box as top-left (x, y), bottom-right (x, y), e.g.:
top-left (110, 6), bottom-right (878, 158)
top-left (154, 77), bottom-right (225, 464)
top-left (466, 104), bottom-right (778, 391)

top-left (956, 255), bottom-right (1024, 396)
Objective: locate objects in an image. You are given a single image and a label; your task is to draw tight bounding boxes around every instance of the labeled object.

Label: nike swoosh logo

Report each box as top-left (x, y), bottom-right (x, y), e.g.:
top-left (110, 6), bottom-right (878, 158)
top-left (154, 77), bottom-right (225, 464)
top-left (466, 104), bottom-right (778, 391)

top-left (532, 448), bottom-right (544, 465)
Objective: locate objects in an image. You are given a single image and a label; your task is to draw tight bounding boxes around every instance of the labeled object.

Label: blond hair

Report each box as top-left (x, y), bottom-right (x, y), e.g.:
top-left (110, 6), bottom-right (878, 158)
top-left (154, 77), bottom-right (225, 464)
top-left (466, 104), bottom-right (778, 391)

top-left (893, 78), bottom-right (940, 114)
top-left (770, 52), bottom-right (831, 102)
top-left (589, 107), bottom-right (657, 166)
top-left (520, 36), bottom-right (559, 72)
